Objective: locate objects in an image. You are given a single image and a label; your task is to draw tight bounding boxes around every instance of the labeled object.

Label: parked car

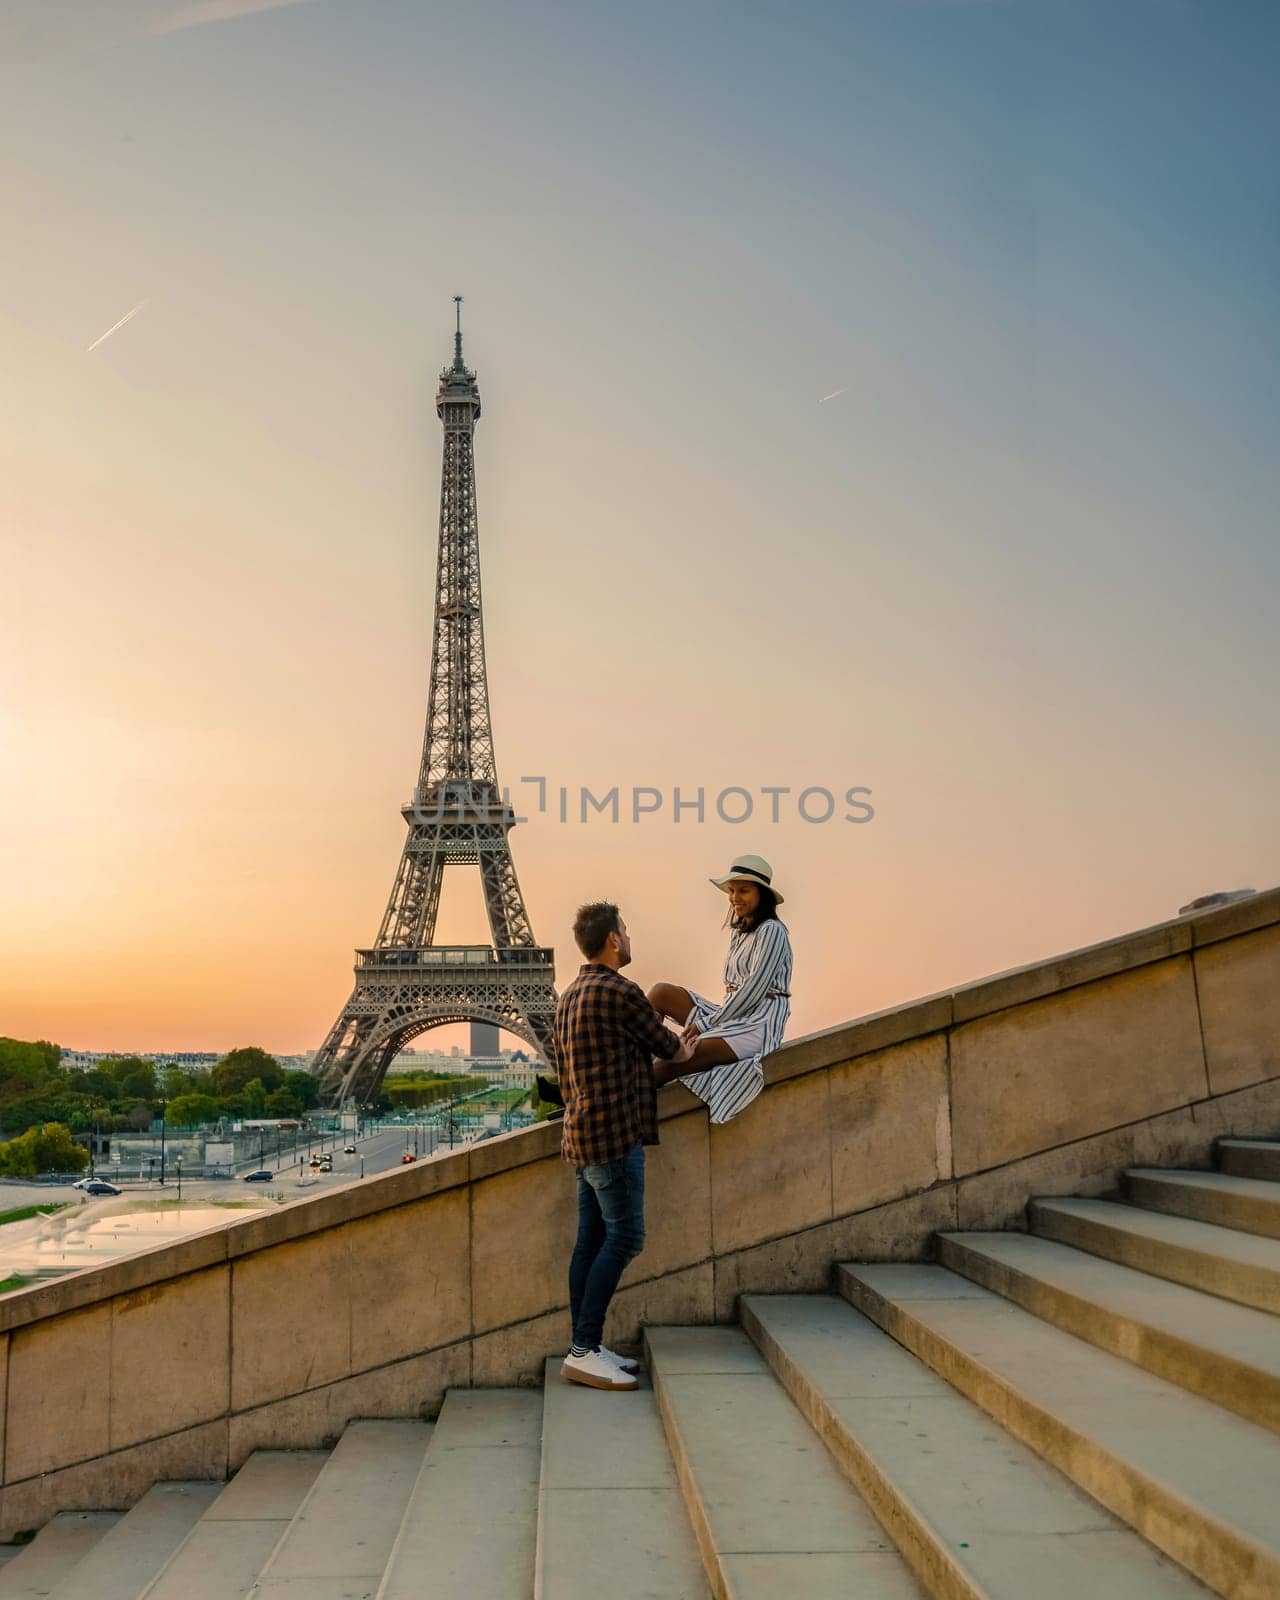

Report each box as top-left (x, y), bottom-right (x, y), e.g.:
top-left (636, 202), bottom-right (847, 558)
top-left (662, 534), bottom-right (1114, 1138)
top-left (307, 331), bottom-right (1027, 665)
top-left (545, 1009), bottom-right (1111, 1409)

top-left (243, 1169), bottom-right (274, 1183)
top-left (83, 1180), bottom-right (121, 1196)
top-left (72, 1176), bottom-right (98, 1190)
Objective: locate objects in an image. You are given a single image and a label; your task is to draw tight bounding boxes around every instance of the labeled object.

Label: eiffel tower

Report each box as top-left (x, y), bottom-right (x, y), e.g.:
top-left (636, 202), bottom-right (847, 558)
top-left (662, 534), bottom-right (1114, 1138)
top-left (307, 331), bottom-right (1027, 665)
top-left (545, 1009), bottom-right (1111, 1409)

top-left (313, 301), bottom-right (557, 1108)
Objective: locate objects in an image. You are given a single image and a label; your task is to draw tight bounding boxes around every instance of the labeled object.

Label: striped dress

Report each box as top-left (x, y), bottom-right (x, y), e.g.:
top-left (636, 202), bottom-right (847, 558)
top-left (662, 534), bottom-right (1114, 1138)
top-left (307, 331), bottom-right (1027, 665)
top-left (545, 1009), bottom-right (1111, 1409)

top-left (678, 918), bottom-right (793, 1124)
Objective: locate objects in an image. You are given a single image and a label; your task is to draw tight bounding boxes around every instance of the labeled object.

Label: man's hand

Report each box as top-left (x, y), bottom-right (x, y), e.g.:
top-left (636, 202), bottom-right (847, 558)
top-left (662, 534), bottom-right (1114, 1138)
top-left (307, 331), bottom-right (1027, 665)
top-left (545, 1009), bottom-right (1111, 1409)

top-left (681, 1021), bottom-right (702, 1044)
top-left (653, 1033), bottom-right (694, 1088)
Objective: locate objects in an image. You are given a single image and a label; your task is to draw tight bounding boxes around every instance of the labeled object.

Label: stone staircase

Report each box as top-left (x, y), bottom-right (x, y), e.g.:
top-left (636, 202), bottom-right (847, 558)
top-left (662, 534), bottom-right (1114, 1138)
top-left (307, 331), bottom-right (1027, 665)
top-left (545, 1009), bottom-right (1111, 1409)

top-left (2, 1139), bottom-right (1277, 1600)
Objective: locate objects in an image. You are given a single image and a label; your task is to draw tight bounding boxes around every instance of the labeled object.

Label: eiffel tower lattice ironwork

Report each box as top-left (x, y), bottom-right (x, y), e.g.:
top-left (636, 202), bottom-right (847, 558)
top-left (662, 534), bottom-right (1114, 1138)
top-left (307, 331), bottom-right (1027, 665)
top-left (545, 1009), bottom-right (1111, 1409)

top-left (313, 301), bottom-right (556, 1108)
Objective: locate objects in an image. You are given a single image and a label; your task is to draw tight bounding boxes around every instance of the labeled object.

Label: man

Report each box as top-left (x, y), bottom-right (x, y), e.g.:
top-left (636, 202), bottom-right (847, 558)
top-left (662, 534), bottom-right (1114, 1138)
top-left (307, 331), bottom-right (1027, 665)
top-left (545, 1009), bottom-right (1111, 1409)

top-left (554, 901), bottom-right (693, 1391)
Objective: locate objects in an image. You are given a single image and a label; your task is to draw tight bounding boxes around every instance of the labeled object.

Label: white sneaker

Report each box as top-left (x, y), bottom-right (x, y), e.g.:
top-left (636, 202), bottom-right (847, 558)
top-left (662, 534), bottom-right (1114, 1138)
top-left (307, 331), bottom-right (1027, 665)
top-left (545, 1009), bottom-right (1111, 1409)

top-left (600, 1344), bottom-right (639, 1373)
top-left (561, 1349), bottom-right (639, 1390)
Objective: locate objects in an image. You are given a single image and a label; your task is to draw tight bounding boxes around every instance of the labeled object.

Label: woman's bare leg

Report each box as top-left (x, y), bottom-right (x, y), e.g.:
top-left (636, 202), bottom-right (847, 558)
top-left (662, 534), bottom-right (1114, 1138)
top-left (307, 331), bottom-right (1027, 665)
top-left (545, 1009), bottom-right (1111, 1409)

top-left (654, 1032), bottom-right (737, 1085)
top-left (647, 982), bottom-right (694, 1025)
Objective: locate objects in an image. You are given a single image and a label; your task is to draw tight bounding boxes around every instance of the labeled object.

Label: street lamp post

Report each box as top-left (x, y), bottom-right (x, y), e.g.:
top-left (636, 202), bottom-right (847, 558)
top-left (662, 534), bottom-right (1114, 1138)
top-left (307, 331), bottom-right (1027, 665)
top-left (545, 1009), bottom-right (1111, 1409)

top-left (176, 1157), bottom-right (182, 1203)
top-left (158, 1098), bottom-right (167, 1185)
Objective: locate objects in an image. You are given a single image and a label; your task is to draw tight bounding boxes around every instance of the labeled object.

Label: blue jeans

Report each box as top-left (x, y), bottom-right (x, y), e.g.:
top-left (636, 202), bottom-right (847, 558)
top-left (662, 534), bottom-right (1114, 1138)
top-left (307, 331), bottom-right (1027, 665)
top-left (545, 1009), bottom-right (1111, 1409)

top-left (569, 1143), bottom-right (646, 1349)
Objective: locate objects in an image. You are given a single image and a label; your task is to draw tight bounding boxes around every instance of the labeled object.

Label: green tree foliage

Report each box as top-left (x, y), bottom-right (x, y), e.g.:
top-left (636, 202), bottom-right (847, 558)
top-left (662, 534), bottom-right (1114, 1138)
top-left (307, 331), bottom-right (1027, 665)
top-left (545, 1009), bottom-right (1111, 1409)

top-left (212, 1047), bottom-right (283, 1098)
top-left (0, 1037), bottom-right (312, 1140)
top-left (0, 1037), bottom-right (60, 1089)
top-left (241, 1078), bottom-right (268, 1117)
top-left (0, 1122), bottom-right (89, 1177)
top-left (98, 1056), bottom-right (153, 1088)
top-left (384, 1075), bottom-right (472, 1110)
top-left (160, 1065), bottom-right (191, 1100)
top-left (165, 1093), bottom-right (222, 1126)
top-left (265, 1087), bottom-right (303, 1118)
top-left (283, 1070), bottom-right (319, 1110)
top-left (120, 1065), bottom-right (158, 1101)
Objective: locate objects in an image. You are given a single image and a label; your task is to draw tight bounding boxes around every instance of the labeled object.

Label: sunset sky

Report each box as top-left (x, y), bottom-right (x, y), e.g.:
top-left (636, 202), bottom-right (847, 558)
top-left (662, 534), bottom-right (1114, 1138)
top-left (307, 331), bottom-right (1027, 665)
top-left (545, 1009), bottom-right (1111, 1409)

top-left (2, 0), bottom-right (1277, 1056)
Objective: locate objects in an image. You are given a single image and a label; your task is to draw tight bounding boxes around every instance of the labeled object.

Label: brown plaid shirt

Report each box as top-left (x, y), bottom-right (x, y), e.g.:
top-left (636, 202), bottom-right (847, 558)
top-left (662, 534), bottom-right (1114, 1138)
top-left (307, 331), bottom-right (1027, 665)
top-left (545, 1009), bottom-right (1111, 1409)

top-left (554, 962), bottom-right (683, 1166)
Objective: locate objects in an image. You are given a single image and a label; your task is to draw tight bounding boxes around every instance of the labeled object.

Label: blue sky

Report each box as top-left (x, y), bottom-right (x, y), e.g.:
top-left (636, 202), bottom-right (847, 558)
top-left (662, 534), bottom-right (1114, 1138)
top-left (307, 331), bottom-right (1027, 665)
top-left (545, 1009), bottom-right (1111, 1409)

top-left (2, 0), bottom-right (1277, 1049)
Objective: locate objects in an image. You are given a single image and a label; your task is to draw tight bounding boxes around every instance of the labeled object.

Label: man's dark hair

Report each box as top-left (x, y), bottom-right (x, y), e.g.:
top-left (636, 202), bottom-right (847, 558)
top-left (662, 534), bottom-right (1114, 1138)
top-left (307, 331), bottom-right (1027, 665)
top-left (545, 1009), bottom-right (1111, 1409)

top-left (574, 901), bottom-right (622, 959)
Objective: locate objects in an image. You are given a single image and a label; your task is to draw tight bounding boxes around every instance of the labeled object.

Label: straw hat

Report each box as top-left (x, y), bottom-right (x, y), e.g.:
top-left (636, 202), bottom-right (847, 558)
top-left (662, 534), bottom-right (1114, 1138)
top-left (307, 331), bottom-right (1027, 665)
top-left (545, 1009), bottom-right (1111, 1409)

top-left (709, 854), bottom-right (784, 905)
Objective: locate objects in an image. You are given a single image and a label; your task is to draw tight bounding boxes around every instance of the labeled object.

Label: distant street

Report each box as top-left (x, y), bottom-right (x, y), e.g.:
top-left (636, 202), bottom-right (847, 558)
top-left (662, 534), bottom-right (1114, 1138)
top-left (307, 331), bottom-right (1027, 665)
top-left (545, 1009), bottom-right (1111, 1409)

top-left (0, 1117), bottom-right (485, 1229)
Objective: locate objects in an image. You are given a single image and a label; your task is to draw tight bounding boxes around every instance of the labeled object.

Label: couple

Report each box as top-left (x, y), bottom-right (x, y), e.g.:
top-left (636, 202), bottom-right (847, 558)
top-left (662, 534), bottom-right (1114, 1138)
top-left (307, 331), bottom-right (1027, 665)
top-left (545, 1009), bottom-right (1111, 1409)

top-left (551, 854), bottom-right (793, 1392)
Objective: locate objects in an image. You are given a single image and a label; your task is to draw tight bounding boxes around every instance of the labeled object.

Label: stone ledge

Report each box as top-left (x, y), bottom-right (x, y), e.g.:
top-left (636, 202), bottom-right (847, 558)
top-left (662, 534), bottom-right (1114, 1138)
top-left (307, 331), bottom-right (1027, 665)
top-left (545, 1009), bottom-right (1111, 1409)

top-left (1189, 886), bottom-right (1280, 946)
top-left (763, 993), bottom-right (954, 1085)
top-left (0, 887), bottom-right (1273, 1336)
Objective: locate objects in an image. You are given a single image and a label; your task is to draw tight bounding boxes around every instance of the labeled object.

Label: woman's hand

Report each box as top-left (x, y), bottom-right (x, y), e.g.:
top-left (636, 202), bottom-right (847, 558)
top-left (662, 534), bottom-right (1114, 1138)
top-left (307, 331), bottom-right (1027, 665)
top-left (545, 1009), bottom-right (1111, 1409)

top-left (681, 1022), bottom-right (702, 1044)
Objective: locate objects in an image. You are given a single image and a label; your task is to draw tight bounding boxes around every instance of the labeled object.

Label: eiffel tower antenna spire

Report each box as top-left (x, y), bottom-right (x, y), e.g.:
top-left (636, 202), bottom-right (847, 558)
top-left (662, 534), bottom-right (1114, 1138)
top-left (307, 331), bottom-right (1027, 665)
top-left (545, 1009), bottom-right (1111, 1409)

top-left (311, 304), bottom-right (557, 1108)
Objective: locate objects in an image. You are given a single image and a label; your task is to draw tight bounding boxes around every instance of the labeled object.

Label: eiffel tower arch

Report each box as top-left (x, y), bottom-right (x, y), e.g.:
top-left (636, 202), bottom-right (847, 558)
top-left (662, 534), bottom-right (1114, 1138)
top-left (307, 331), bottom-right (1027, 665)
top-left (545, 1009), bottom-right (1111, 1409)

top-left (312, 301), bottom-right (557, 1108)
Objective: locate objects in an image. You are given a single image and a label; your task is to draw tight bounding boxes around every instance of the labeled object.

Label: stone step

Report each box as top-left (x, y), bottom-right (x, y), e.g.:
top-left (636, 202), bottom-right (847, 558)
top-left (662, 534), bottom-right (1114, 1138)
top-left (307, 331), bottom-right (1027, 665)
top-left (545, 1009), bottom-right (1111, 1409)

top-left (838, 1262), bottom-right (1280, 1600)
top-left (48, 1482), bottom-right (221, 1600)
top-left (1216, 1139), bottom-right (1280, 1190)
top-left (938, 1231), bottom-right (1280, 1433)
top-left (249, 1421), bottom-right (430, 1600)
top-left (1029, 1197), bottom-right (1280, 1314)
top-left (1124, 1168), bottom-right (1280, 1239)
top-left (140, 1451), bottom-right (327, 1600)
top-left (377, 1391), bottom-right (540, 1600)
top-left (535, 1355), bottom-right (708, 1600)
top-left (0, 1513), bottom-right (120, 1599)
top-left (1218, 1139), bottom-right (1280, 1182)
top-left (646, 1325), bottom-right (927, 1599)
top-left (740, 1292), bottom-right (1213, 1600)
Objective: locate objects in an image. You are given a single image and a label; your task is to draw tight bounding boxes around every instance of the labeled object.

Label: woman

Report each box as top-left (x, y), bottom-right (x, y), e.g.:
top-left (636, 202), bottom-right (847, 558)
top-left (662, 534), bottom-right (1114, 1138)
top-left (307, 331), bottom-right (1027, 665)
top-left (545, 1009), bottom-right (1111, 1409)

top-left (648, 854), bottom-right (792, 1124)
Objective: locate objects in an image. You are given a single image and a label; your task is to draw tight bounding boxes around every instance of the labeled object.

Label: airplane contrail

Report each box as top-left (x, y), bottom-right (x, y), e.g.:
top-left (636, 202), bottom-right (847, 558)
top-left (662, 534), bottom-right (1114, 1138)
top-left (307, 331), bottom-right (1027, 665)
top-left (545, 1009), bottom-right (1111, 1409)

top-left (86, 299), bottom-right (149, 353)
top-left (819, 387), bottom-right (848, 404)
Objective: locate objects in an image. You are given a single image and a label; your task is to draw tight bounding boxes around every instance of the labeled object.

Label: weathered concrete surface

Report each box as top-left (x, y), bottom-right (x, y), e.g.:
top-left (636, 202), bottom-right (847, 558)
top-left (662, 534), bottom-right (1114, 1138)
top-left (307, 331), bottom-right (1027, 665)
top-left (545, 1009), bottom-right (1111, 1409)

top-left (142, 1451), bottom-right (325, 1600)
top-left (646, 1325), bottom-right (926, 1599)
top-left (250, 1420), bottom-right (429, 1599)
top-left (1218, 1139), bottom-right (1280, 1181)
top-left (1123, 1168), bottom-right (1280, 1238)
top-left (950, 957), bottom-right (1208, 1176)
top-left (938, 1230), bottom-right (1280, 1431)
top-left (47, 1481), bottom-right (219, 1600)
top-left (380, 1391), bottom-right (540, 1600)
top-left (0, 1512), bottom-right (118, 1599)
top-left (1030, 1196), bottom-right (1280, 1313)
top-left (838, 1262), bottom-right (1280, 1599)
top-left (0, 888), bottom-right (1276, 1536)
top-left (536, 1358), bottom-right (706, 1600)
top-left (1195, 922), bottom-right (1280, 1094)
top-left (740, 1292), bottom-right (1210, 1600)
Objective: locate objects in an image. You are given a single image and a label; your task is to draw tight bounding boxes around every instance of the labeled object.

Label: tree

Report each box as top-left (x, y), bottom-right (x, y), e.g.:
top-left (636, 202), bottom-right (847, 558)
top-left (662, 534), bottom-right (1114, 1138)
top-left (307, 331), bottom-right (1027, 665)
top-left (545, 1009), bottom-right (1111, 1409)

top-left (0, 1037), bottom-right (61, 1091)
top-left (241, 1078), bottom-right (267, 1118)
top-left (283, 1070), bottom-right (320, 1111)
top-left (0, 1122), bottom-right (89, 1177)
top-left (161, 1065), bottom-right (191, 1100)
top-left (166, 1093), bottom-right (221, 1126)
top-left (127, 1103), bottom-right (153, 1131)
top-left (212, 1047), bottom-right (282, 1098)
top-left (265, 1087), bottom-right (302, 1118)
top-left (121, 1066), bottom-right (157, 1101)
top-left (99, 1056), bottom-right (154, 1089)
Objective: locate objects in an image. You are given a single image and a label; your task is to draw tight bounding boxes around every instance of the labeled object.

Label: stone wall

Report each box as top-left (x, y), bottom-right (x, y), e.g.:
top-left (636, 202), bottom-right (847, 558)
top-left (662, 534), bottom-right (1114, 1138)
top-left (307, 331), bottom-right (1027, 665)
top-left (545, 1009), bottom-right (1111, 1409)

top-left (1, 889), bottom-right (1277, 1535)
